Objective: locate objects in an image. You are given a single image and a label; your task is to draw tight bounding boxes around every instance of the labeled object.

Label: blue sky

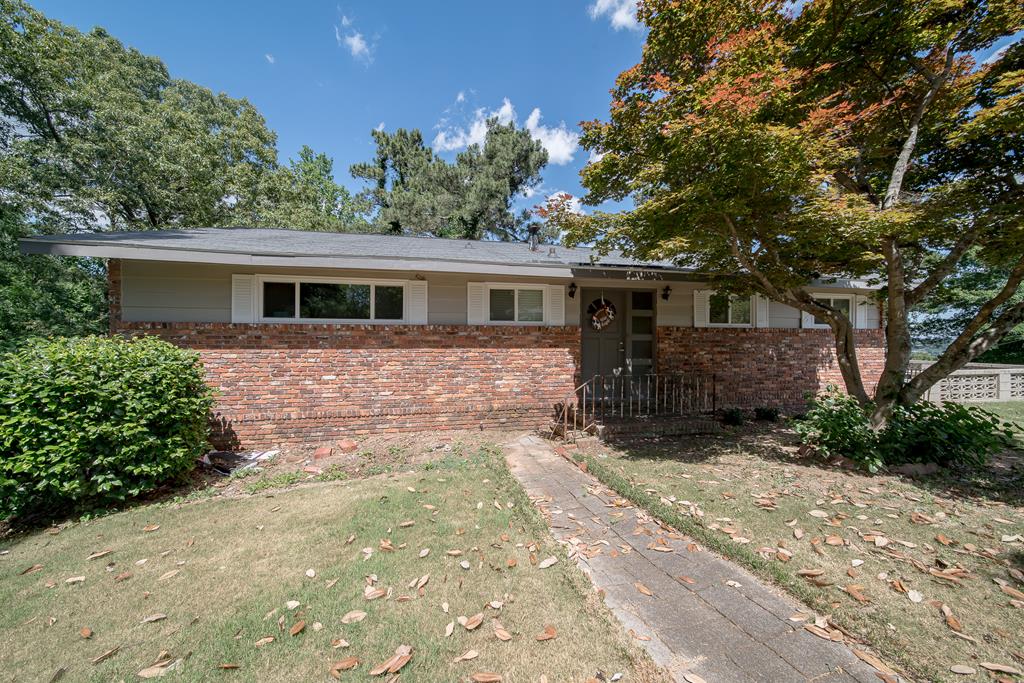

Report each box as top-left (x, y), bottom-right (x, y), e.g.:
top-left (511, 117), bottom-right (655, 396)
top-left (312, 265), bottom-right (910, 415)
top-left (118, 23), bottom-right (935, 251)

top-left (33, 0), bottom-right (648, 214)
top-left (30, 2), bottom-right (1021, 220)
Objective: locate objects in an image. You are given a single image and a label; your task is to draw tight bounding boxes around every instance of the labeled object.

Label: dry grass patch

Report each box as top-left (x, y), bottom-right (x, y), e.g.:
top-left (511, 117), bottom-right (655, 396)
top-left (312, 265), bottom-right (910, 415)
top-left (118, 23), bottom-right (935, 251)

top-left (577, 426), bottom-right (1024, 682)
top-left (0, 445), bottom-right (665, 683)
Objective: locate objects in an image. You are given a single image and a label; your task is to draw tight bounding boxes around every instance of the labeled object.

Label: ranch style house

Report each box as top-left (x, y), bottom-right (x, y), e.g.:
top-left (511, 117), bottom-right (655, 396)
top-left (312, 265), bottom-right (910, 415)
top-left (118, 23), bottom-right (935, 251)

top-left (21, 228), bottom-right (884, 447)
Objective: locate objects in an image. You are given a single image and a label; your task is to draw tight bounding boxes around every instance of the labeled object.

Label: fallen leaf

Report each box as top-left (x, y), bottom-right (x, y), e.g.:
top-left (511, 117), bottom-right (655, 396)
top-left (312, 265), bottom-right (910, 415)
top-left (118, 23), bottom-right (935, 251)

top-left (538, 556), bottom-right (557, 569)
top-left (87, 549), bottom-right (113, 561)
top-left (91, 646), bottom-right (119, 664)
top-left (535, 625), bottom-right (557, 641)
top-left (907, 590), bottom-right (923, 603)
top-left (464, 613), bottom-right (484, 630)
top-left (341, 610), bottom-right (367, 624)
top-left (141, 613), bottom-right (166, 624)
top-left (254, 637), bottom-right (274, 648)
top-left (79, 627), bottom-right (93, 639)
top-left (470, 674), bottom-right (503, 683)
top-left (329, 657), bottom-right (359, 678)
top-left (453, 650), bottom-right (479, 663)
top-left (493, 623), bottom-right (512, 641)
top-left (289, 620), bottom-right (305, 636)
top-left (634, 581), bottom-right (654, 596)
top-left (157, 570), bottom-right (179, 581)
top-left (65, 576), bottom-right (85, 585)
top-left (143, 524), bottom-right (160, 532)
top-left (20, 564), bottom-right (44, 575)
top-left (940, 604), bottom-right (963, 632)
top-left (368, 645), bottom-right (412, 676)
top-left (445, 621), bottom-right (455, 637)
top-left (218, 664), bottom-right (240, 670)
top-left (979, 662), bottom-right (1022, 676)
top-left (852, 649), bottom-right (897, 677)
top-left (950, 664), bottom-right (976, 675)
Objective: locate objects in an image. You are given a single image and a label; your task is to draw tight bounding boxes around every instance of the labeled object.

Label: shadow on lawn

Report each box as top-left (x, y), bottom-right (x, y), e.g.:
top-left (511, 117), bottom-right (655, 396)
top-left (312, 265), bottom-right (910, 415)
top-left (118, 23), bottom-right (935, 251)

top-left (605, 422), bottom-right (1024, 507)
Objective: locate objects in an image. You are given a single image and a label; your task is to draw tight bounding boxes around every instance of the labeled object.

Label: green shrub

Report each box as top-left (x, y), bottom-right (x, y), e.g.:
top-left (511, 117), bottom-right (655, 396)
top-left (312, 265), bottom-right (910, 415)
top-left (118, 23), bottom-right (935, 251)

top-left (795, 386), bottom-right (1015, 472)
top-left (794, 388), bottom-right (881, 470)
top-left (754, 406), bottom-right (780, 422)
top-left (722, 407), bottom-right (745, 426)
top-left (0, 336), bottom-right (215, 519)
top-left (881, 401), bottom-right (1016, 469)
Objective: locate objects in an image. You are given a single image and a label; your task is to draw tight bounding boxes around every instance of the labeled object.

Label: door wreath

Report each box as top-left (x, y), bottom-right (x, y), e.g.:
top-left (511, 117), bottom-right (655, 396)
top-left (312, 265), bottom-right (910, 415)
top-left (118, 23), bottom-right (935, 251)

top-left (587, 298), bottom-right (617, 331)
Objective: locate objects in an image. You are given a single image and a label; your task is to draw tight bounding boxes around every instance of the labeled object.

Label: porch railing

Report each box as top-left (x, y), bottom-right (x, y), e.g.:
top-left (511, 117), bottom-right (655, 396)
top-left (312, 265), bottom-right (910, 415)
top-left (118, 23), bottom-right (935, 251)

top-left (555, 373), bottom-right (716, 439)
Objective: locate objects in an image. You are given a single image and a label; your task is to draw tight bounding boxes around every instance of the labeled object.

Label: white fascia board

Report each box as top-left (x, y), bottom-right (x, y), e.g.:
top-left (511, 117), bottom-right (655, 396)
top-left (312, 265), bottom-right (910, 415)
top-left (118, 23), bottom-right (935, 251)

top-left (19, 240), bottom-right (575, 278)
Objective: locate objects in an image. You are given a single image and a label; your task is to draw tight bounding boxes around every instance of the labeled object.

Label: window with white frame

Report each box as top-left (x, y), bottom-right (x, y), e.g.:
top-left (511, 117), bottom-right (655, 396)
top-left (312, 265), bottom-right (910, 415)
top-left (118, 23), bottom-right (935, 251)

top-left (708, 292), bottom-right (752, 326)
top-left (810, 295), bottom-right (852, 327)
top-left (488, 286), bottom-right (545, 323)
top-left (258, 276), bottom-right (406, 322)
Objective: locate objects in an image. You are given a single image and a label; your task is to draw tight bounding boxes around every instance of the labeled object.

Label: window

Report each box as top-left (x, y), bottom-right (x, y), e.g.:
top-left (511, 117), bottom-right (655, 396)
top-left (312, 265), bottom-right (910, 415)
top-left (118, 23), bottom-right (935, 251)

top-left (708, 293), bottom-right (752, 326)
top-left (488, 286), bottom-right (545, 323)
top-left (258, 277), bottom-right (406, 322)
top-left (811, 296), bottom-right (852, 327)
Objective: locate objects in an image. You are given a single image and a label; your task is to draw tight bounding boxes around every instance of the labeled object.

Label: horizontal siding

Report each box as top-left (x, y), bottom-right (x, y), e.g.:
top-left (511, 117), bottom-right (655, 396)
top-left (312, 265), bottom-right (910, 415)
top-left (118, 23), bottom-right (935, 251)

top-left (769, 300), bottom-right (801, 328)
top-left (119, 260), bottom-right (577, 326)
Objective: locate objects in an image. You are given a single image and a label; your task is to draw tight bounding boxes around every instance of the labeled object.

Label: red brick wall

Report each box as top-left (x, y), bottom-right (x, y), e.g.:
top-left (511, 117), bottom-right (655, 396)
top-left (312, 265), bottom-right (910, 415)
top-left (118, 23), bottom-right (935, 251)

top-left (114, 321), bottom-right (581, 448)
top-left (656, 327), bottom-right (886, 410)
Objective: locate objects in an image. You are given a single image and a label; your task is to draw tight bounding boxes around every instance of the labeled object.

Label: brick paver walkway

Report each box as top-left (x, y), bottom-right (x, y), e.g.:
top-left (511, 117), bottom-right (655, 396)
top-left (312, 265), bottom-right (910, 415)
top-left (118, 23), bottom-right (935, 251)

top-left (505, 434), bottom-right (890, 683)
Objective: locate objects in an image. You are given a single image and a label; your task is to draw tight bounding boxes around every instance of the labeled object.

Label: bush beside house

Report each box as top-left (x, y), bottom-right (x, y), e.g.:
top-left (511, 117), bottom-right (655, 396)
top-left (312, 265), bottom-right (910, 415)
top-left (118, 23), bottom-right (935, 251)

top-left (795, 386), bottom-right (1017, 473)
top-left (0, 336), bottom-right (215, 520)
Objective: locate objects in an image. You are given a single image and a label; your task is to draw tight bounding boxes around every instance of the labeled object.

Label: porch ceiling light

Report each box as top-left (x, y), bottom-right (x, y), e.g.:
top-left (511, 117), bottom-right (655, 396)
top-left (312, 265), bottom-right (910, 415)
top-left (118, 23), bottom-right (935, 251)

top-left (568, 282), bottom-right (577, 299)
top-left (661, 285), bottom-right (672, 301)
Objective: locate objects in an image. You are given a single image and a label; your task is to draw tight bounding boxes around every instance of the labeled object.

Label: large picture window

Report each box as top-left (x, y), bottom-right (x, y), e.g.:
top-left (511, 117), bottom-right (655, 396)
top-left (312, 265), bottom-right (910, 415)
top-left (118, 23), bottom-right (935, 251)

top-left (708, 293), bottom-right (752, 326)
top-left (487, 286), bottom-right (545, 323)
top-left (258, 277), bottom-right (406, 322)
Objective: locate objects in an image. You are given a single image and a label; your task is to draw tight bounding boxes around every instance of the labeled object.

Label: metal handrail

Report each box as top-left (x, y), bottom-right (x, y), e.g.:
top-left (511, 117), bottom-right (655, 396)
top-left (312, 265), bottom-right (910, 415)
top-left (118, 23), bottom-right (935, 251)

top-left (554, 372), bottom-right (716, 441)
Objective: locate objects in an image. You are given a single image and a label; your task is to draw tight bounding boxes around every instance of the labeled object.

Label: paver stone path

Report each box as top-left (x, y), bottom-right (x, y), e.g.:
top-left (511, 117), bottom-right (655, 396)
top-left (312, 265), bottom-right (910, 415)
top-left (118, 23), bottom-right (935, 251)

top-left (505, 434), bottom-right (891, 683)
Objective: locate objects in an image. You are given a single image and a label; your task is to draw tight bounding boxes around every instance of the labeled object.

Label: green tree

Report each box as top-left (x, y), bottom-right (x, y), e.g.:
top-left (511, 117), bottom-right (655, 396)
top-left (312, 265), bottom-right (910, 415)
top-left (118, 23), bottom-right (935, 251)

top-left (0, 0), bottom-right (279, 232)
top-left (351, 120), bottom-right (547, 240)
top-left (260, 145), bottom-right (369, 232)
top-left (0, 205), bottom-right (106, 351)
top-left (559, 0), bottom-right (1023, 426)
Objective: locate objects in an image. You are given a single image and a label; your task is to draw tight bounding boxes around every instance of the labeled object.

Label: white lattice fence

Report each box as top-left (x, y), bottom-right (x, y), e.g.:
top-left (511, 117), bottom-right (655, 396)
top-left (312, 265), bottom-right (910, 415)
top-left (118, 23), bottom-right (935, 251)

top-left (916, 364), bottom-right (1024, 403)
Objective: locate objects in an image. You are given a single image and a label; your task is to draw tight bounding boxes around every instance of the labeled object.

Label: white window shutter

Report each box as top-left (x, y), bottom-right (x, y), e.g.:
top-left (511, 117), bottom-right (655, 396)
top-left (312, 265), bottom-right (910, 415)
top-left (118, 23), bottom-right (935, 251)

top-left (755, 295), bottom-right (770, 328)
top-left (854, 294), bottom-right (868, 329)
top-left (406, 281), bottom-right (428, 324)
top-left (546, 285), bottom-right (565, 326)
top-left (693, 289), bottom-right (709, 327)
top-left (231, 274), bottom-right (256, 323)
top-left (467, 282), bottom-right (486, 325)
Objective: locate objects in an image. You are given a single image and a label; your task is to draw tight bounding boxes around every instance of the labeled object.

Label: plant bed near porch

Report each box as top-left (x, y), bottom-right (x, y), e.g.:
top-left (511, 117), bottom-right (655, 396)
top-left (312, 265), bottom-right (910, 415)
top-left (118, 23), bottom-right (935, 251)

top-left (0, 446), bottom-right (667, 683)
top-left (573, 426), bottom-right (1024, 683)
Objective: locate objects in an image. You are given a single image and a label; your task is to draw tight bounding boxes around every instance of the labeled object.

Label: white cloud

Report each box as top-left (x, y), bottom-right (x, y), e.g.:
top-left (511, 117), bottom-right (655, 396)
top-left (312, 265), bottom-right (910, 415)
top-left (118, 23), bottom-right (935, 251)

top-left (525, 108), bottom-right (581, 165)
top-left (456, 91), bottom-right (466, 103)
top-left (432, 97), bottom-right (580, 165)
top-left (588, 149), bottom-right (605, 164)
top-left (264, 53), bottom-right (275, 64)
top-left (335, 16), bottom-right (373, 62)
top-left (375, 121), bottom-right (385, 132)
top-left (588, 0), bottom-right (641, 31)
top-left (432, 97), bottom-right (516, 152)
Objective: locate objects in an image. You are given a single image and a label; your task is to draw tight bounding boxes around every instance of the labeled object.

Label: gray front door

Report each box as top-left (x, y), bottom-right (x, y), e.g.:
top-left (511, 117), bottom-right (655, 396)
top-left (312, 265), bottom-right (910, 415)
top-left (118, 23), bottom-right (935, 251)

top-left (580, 289), bottom-right (627, 381)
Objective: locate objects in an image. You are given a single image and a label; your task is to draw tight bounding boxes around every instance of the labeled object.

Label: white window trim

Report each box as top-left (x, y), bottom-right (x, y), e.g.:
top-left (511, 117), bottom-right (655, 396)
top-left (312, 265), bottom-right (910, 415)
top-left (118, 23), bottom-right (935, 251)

top-left (804, 294), bottom-right (854, 329)
top-left (255, 274), bottom-right (410, 324)
top-left (484, 283), bottom-right (548, 325)
top-left (707, 292), bottom-right (755, 328)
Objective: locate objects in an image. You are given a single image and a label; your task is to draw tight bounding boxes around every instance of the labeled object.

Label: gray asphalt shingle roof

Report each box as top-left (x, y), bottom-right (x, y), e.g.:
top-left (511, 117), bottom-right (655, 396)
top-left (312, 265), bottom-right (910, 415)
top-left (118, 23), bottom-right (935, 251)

top-left (21, 227), bottom-right (683, 271)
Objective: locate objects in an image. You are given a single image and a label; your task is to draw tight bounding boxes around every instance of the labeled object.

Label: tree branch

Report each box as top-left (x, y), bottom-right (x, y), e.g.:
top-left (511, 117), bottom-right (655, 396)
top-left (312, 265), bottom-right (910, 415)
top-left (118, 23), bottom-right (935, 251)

top-left (881, 46), bottom-right (956, 210)
top-left (905, 227), bottom-right (981, 306)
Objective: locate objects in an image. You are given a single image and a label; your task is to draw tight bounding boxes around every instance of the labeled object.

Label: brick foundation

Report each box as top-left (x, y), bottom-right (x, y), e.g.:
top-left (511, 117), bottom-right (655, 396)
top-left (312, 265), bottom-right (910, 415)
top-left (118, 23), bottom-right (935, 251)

top-left (656, 327), bottom-right (886, 410)
top-left (114, 321), bottom-right (581, 448)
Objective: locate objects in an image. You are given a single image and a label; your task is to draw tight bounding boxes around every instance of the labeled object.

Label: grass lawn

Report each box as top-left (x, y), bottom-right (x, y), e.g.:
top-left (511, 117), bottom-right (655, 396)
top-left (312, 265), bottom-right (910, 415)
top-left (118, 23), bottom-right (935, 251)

top-left (976, 402), bottom-right (1024, 440)
top-left (0, 445), bottom-right (666, 683)
top-left (576, 427), bottom-right (1024, 683)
